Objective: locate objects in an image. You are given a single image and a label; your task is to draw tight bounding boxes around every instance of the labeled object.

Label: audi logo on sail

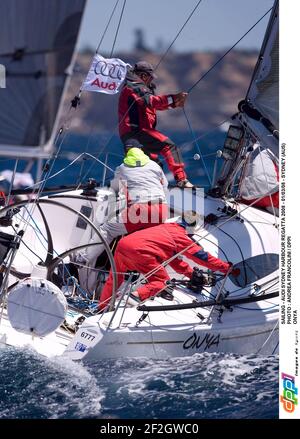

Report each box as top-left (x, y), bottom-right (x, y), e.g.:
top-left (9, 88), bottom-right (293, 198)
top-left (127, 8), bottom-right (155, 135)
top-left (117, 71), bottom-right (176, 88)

top-left (94, 60), bottom-right (125, 80)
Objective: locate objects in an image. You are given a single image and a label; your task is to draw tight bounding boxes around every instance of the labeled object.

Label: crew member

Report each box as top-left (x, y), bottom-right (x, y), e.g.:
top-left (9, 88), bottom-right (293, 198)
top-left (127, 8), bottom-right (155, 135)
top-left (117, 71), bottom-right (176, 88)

top-left (99, 212), bottom-right (238, 309)
top-left (118, 61), bottom-right (193, 188)
top-left (81, 138), bottom-right (169, 272)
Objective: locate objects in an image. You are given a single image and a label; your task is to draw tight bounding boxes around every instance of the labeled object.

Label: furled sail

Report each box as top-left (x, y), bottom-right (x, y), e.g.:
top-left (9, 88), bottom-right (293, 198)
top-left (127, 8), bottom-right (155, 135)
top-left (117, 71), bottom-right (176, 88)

top-left (245, 1), bottom-right (279, 136)
top-left (0, 0), bottom-right (86, 157)
top-left (237, 0), bottom-right (279, 212)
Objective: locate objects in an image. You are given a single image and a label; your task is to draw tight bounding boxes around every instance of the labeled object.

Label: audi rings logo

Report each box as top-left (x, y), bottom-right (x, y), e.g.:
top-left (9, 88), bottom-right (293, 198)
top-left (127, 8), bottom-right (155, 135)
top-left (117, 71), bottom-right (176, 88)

top-left (94, 60), bottom-right (126, 80)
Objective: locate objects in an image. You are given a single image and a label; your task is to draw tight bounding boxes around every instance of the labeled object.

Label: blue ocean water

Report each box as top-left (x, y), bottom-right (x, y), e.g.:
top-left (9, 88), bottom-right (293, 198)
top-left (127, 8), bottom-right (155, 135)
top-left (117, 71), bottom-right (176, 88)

top-left (0, 131), bottom-right (279, 419)
top-left (0, 130), bottom-right (226, 189)
top-left (0, 347), bottom-right (278, 419)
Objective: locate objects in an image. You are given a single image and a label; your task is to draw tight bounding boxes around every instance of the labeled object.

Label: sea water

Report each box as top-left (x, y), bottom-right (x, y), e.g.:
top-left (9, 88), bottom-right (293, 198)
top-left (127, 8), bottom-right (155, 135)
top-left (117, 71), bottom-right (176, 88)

top-left (0, 131), bottom-right (227, 190)
top-left (0, 131), bottom-right (279, 419)
top-left (0, 347), bottom-right (278, 419)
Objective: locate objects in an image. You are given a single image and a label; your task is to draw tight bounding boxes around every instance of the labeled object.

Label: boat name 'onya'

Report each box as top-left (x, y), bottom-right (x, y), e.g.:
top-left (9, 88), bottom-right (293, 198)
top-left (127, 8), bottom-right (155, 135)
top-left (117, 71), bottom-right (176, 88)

top-left (183, 332), bottom-right (220, 351)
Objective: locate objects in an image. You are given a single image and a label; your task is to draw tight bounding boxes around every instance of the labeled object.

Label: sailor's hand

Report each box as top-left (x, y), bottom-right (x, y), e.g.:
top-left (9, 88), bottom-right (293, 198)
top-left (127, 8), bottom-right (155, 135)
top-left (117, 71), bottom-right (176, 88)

top-left (231, 268), bottom-right (240, 277)
top-left (228, 262), bottom-right (240, 277)
top-left (172, 92), bottom-right (188, 108)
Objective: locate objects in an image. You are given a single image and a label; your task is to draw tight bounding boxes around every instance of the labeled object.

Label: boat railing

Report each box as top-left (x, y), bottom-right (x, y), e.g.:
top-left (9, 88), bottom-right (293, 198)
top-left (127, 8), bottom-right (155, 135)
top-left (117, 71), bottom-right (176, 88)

top-left (106, 272), bottom-right (136, 329)
top-left (205, 270), bottom-right (231, 323)
top-left (100, 152), bottom-right (123, 188)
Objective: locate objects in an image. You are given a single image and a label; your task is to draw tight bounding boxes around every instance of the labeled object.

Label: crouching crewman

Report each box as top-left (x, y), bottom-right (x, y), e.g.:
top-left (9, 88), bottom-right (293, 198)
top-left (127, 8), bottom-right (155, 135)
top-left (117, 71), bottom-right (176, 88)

top-left (99, 211), bottom-right (235, 310)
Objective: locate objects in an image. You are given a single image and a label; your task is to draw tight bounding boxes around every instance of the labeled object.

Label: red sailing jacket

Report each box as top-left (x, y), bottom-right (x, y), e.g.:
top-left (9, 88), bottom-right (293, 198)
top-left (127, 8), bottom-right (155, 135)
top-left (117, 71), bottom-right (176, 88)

top-left (118, 73), bottom-right (174, 137)
top-left (117, 222), bottom-right (230, 275)
top-left (99, 221), bottom-right (231, 309)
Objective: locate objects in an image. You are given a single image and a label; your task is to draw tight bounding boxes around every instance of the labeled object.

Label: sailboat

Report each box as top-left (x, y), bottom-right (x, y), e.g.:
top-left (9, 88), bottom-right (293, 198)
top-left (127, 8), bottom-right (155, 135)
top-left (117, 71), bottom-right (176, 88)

top-left (0, 1), bottom-right (279, 360)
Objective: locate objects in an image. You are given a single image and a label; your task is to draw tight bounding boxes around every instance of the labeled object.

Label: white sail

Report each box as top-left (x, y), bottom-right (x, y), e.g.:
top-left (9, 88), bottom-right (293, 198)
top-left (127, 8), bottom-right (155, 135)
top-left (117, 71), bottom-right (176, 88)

top-left (233, 0), bottom-right (279, 211)
top-left (246, 0), bottom-right (279, 135)
top-left (238, 0), bottom-right (279, 156)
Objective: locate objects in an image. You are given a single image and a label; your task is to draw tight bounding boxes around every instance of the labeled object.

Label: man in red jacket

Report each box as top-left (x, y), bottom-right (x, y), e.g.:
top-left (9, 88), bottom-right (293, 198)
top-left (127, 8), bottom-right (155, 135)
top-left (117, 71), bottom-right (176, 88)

top-left (118, 61), bottom-right (193, 188)
top-left (99, 213), bottom-right (233, 310)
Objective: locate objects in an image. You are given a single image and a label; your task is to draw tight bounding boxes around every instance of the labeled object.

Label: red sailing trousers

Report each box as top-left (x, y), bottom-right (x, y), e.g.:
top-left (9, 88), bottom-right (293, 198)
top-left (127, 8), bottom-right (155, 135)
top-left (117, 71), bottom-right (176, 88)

top-left (122, 202), bottom-right (168, 233)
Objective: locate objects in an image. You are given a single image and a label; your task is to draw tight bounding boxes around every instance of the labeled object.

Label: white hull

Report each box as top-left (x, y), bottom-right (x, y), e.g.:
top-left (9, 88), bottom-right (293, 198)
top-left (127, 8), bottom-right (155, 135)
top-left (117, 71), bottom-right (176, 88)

top-left (0, 297), bottom-right (278, 360)
top-left (0, 188), bottom-right (279, 360)
top-left (65, 300), bottom-right (278, 361)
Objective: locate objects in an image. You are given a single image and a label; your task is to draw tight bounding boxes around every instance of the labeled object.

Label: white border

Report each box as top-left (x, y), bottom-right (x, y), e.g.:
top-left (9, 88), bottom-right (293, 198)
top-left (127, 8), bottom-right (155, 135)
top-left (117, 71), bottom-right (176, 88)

top-left (279, 0), bottom-right (300, 419)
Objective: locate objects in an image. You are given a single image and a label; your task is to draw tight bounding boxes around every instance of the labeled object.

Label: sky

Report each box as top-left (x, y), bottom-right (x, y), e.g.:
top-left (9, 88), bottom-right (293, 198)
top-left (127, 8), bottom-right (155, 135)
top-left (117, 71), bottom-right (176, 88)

top-left (78, 0), bottom-right (275, 54)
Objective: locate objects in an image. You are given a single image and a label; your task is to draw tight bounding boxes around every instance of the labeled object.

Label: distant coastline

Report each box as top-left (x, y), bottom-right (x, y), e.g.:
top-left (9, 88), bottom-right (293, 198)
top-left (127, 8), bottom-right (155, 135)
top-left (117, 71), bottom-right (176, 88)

top-left (62, 49), bottom-right (258, 134)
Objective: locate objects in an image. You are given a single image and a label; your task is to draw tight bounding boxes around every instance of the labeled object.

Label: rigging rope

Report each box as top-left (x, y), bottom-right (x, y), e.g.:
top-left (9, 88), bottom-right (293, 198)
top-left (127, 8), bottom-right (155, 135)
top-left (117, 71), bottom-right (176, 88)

top-left (68, 5), bottom-right (273, 186)
top-left (255, 320), bottom-right (279, 354)
top-left (14, 126), bottom-right (71, 244)
top-left (78, 98), bottom-right (140, 182)
top-left (187, 7), bottom-right (273, 93)
top-left (1, 4), bottom-right (279, 307)
top-left (72, 0), bottom-right (204, 179)
top-left (26, 152), bottom-right (113, 191)
top-left (154, 0), bottom-right (203, 71)
top-left (257, 143), bottom-right (279, 227)
top-left (66, 0), bottom-right (130, 181)
top-left (28, 0), bottom-right (127, 194)
top-left (129, 191), bottom-right (279, 288)
top-left (74, 0), bottom-right (121, 102)
top-left (186, 117), bottom-right (230, 145)
top-left (76, 129), bottom-right (94, 186)
top-left (0, 1), bottom-right (128, 300)
top-left (235, 123), bottom-right (279, 224)
top-left (5, 159), bottom-right (18, 207)
top-left (96, 0), bottom-right (120, 54)
top-left (182, 107), bottom-right (212, 185)
top-left (110, 0), bottom-right (127, 58)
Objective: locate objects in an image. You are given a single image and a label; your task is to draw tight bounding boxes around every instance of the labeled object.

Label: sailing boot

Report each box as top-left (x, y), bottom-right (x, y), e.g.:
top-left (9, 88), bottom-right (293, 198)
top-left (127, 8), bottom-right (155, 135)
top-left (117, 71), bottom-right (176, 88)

top-left (127, 291), bottom-right (141, 306)
top-left (176, 179), bottom-right (195, 189)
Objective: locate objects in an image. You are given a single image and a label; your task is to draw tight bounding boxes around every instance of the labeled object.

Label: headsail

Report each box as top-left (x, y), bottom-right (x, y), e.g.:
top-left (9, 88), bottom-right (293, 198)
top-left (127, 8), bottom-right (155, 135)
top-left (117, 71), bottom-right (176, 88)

top-left (244, 0), bottom-right (279, 138)
top-left (238, 0), bottom-right (278, 152)
top-left (213, 0), bottom-right (279, 213)
top-left (0, 0), bottom-right (86, 158)
top-left (238, 0), bottom-right (279, 212)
